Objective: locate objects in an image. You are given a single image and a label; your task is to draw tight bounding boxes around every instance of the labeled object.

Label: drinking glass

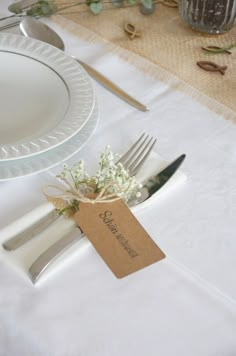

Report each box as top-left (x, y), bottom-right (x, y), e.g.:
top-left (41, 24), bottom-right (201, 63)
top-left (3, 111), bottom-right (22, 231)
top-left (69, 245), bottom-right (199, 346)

top-left (179, 0), bottom-right (236, 34)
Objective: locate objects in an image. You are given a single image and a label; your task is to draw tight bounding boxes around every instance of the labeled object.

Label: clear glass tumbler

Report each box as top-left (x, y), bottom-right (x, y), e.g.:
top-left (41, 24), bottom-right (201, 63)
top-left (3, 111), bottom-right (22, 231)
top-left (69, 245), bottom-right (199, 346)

top-left (179, 0), bottom-right (236, 34)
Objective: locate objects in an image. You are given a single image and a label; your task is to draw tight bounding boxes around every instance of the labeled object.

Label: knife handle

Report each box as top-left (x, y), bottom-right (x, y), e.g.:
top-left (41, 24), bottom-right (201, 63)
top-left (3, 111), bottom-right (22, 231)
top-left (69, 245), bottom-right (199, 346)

top-left (74, 58), bottom-right (149, 112)
top-left (29, 227), bottom-right (84, 284)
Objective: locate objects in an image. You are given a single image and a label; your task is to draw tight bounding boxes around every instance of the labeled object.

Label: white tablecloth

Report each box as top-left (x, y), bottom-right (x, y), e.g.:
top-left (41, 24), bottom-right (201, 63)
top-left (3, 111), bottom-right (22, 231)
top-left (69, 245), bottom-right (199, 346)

top-left (0, 1), bottom-right (236, 355)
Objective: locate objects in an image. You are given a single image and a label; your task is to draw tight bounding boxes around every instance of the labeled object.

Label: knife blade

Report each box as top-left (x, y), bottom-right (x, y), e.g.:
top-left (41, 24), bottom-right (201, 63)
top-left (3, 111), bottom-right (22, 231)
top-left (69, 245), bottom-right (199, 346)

top-left (128, 153), bottom-right (186, 206)
top-left (28, 154), bottom-right (186, 283)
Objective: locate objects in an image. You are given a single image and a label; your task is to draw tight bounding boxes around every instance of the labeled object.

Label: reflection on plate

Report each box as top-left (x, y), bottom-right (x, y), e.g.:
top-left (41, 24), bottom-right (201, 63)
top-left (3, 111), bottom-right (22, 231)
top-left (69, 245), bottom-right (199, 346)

top-left (0, 33), bottom-right (95, 161)
top-left (0, 101), bottom-right (99, 181)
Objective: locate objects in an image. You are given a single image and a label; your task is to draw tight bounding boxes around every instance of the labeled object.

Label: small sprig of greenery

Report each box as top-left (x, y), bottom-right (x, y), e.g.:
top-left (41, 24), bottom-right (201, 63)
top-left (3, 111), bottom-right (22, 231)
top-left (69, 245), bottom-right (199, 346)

top-left (9, 0), bottom-right (58, 17)
top-left (201, 43), bottom-right (236, 55)
top-left (8, 0), bottom-right (177, 17)
top-left (55, 146), bottom-right (141, 214)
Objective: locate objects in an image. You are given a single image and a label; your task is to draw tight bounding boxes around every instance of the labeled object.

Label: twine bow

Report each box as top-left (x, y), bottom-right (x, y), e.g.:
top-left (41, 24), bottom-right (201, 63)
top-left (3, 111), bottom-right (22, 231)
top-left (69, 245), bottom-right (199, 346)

top-left (43, 179), bottom-right (134, 213)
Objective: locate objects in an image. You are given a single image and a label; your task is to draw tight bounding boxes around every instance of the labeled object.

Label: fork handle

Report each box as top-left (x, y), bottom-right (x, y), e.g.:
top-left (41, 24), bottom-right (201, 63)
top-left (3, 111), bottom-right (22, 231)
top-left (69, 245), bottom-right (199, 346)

top-left (29, 227), bottom-right (84, 284)
top-left (2, 209), bottom-right (58, 251)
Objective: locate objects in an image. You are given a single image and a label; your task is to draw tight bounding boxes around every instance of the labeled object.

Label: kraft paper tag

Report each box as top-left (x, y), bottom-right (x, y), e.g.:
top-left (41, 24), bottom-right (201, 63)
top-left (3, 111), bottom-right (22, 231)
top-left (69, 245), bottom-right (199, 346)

top-left (74, 199), bottom-right (165, 278)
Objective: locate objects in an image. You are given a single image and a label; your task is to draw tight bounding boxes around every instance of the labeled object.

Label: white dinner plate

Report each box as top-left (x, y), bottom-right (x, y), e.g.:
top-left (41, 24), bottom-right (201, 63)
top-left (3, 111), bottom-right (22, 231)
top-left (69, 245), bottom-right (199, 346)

top-left (0, 33), bottom-right (95, 161)
top-left (0, 100), bottom-right (99, 181)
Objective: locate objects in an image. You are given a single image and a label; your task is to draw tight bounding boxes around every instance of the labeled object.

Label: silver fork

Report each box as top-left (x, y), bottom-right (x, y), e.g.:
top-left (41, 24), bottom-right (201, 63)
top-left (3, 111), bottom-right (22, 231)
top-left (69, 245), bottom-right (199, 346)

top-left (26, 133), bottom-right (156, 283)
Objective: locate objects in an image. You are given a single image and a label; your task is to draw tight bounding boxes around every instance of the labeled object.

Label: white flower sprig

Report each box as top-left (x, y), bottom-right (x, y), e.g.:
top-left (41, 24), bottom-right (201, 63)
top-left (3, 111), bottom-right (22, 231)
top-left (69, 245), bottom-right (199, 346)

top-left (54, 146), bottom-right (141, 214)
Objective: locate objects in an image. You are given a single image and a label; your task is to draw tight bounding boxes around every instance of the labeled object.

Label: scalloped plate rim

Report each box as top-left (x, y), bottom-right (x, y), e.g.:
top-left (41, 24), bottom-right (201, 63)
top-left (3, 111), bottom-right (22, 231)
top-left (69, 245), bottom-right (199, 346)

top-left (0, 100), bottom-right (99, 181)
top-left (0, 33), bottom-right (95, 162)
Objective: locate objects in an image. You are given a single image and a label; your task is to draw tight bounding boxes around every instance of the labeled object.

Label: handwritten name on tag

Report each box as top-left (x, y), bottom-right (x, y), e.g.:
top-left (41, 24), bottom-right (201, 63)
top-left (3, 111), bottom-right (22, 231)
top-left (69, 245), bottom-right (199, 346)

top-left (74, 199), bottom-right (165, 278)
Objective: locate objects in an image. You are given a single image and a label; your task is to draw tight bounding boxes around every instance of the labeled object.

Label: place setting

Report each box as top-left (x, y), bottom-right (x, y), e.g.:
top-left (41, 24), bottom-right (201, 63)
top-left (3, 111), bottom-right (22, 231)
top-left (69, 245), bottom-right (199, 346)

top-left (0, 0), bottom-right (234, 291)
top-left (0, 1), bottom-right (189, 285)
top-left (1, 1), bottom-right (236, 356)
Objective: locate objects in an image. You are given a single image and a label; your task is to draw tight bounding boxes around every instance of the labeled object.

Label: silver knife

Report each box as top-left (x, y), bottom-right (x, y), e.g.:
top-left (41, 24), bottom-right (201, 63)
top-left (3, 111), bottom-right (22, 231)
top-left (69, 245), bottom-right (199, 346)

top-left (28, 154), bottom-right (186, 283)
top-left (128, 154), bottom-right (186, 206)
top-left (76, 60), bottom-right (149, 112)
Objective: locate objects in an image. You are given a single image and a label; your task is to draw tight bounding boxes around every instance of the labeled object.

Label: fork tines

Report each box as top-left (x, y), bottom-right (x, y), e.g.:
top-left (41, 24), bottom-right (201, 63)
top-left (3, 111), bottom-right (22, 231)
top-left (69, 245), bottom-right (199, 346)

top-left (119, 133), bottom-right (157, 176)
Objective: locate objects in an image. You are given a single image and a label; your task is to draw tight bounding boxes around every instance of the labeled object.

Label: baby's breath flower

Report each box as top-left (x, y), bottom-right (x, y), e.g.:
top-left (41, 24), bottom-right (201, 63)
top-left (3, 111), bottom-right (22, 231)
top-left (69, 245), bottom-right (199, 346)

top-left (56, 146), bottom-right (140, 205)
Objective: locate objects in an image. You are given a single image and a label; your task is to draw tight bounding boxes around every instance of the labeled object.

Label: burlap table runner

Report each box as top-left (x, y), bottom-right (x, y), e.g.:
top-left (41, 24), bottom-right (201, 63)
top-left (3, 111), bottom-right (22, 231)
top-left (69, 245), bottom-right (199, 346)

top-left (53, 2), bottom-right (236, 121)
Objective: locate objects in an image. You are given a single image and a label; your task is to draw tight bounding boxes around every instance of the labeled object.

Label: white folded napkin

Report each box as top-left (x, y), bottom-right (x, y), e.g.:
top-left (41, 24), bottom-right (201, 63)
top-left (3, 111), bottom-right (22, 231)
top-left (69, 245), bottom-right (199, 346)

top-left (0, 151), bottom-right (186, 283)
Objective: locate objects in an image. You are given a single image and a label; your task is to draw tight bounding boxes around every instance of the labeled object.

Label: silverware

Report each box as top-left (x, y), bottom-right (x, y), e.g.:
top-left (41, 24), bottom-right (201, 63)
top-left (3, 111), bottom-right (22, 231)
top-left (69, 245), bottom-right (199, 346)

top-left (2, 210), bottom-right (59, 251)
top-left (0, 18), bottom-right (22, 30)
top-left (29, 153), bottom-right (186, 283)
top-left (128, 153), bottom-right (186, 207)
top-left (5, 17), bottom-right (148, 112)
top-left (2, 133), bottom-right (156, 251)
top-left (0, 0), bottom-right (38, 27)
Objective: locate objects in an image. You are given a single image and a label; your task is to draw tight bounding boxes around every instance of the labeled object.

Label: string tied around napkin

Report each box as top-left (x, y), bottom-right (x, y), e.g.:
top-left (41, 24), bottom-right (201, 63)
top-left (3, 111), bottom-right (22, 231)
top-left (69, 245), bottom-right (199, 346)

top-left (42, 146), bottom-right (141, 215)
top-left (43, 178), bottom-right (136, 215)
